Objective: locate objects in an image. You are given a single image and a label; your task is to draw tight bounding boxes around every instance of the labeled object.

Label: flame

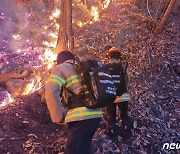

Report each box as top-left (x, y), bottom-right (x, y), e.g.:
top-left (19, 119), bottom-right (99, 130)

top-left (91, 6), bottom-right (99, 21)
top-left (77, 21), bottom-right (83, 27)
top-left (102, 0), bottom-right (111, 9)
top-left (0, 92), bottom-right (15, 108)
top-left (42, 8), bottom-right (59, 70)
top-left (35, 74), bottom-right (42, 88)
top-left (44, 48), bottom-right (57, 69)
top-left (49, 9), bottom-right (61, 20)
top-left (23, 80), bottom-right (35, 95)
top-left (49, 32), bottom-right (58, 39)
top-left (16, 49), bottom-right (22, 53)
top-left (52, 9), bottom-right (61, 18)
top-left (43, 41), bottom-right (57, 48)
top-left (12, 34), bottom-right (21, 40)
top-left (49, 16), bottom-right (54, 20)
top-left (55, 23), bottom-right (60, 30)
top-left (22, 74), bottom-right (43, 96)
top-left (76, 1), bottom-right (111, 27)
top-left (4, 0), bottom-right (112, 100)
top-left (6, 4), bottom-right (61, 98)
top-left (4, 0), bottom-right (111, 100)
top-left (77, 6), bottom-right (100, 27)
top-left (21, 48), bottom-right (56, 95)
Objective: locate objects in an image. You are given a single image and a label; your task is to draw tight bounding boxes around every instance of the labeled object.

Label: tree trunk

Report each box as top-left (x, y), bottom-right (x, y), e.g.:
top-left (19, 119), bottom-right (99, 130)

top-left (154, 0), bottom-right (175, 33)
top-left (54, 0), bottom-right (73, 54)
top-left (66, 0), bottom-right (74, 51)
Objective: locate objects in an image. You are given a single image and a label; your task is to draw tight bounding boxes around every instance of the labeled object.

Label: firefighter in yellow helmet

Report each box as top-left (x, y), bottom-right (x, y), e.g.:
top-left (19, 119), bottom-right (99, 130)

top-left (104, 46), bottom-right (132, 140)
top-left (45, 51), bottom-right (102, 154)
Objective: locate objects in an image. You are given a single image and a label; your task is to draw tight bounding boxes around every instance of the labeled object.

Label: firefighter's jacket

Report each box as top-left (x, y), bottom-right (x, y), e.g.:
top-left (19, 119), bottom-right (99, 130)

top-left (45, 60), bottom-right (103, 124)
top-left (105, 58), bottom-right (130, 103)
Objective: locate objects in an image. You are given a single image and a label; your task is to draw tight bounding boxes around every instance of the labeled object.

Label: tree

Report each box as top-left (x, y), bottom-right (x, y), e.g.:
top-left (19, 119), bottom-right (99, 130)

top-left (54, 0), bottom-right (96, 54)
top-left (54, 0), bottom-right (74, 54)
top-left (154, 0), bottom-right (175, 33)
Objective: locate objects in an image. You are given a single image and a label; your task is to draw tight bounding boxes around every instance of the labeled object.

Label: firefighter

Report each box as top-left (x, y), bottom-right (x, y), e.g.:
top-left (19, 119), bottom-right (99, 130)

top-left (45, 50), bottom-right (102, 154)
top-left (104, 47), bottom-right (132, 140)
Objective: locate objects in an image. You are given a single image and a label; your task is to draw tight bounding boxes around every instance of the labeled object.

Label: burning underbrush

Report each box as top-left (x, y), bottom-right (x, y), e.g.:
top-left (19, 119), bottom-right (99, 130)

top-left (0, 1), bottom-right (179, 154)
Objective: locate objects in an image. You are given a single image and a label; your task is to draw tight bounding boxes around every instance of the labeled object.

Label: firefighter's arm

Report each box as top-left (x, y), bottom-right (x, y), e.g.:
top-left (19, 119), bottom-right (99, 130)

top-left (45, 78), bottom-right (66, 124)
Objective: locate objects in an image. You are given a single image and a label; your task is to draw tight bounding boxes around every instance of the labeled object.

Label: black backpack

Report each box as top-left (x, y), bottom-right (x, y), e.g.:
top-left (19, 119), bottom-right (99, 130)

top-left (104, 62), bottom-right (128, 96)
top-left (74, 58), bottom-right (117, 109)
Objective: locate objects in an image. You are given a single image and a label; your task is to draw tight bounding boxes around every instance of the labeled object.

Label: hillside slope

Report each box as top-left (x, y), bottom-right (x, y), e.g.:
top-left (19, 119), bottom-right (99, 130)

top-left (0, 2), bottom-right (179, 154)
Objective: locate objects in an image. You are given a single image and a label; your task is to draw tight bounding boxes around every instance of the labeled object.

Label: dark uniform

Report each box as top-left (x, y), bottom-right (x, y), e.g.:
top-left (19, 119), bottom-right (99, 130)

top-left (105, 47), bottom-right (132, 139)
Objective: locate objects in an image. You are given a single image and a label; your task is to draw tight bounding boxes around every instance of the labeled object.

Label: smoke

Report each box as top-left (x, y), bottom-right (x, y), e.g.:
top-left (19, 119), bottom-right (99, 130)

top-left (0, 1), bottom-right (19, 52)
top-left (0, 0), bottom-right (55, 54)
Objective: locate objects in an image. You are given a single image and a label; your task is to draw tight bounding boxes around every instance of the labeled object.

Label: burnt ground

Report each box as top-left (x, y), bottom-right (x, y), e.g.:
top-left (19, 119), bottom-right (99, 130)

top-left (0, 65), bottom-right (179, 154)
top-left (0, 2), bottom-right (180, 154)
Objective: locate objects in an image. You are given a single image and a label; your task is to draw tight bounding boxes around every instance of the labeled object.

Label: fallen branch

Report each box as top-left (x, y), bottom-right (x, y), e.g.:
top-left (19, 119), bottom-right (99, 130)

top-left (154, 0), bottom-right (175, 33)
top-left (147, 47), bottom-right (153, 74)
top-left (0, 70), bottom-right (29, 84)
top-left (146, 0), bottom-right (153, 19)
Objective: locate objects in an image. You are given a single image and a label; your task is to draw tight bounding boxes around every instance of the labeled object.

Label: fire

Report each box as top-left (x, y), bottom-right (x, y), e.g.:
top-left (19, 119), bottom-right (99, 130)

top-left (52, 9), bottom-right (61, 18)
top-left (77, 21), bottom-right (83, 27)
top-left (76, 1), bottom-right (111, 27)
top-left (16, 49), bottom-right (22, 53)
top-left (0, 1), bottom-right (114, 107)
top-left (102, 0), bottom-right (111, 9)
top-left (77, 6), bottom-right (101, 27)
top-left (50, 9), bottom-right (61, 20)
top-left (22, 74), bottom-right (43, 96)
top-left (55, 23), bottom-right (60, 29)
top-left (43, 41), bottom-right (57, 48)
top-left (44, 48), bottom-right (57, 69)
top-left (21, 47), bottom-right (56, 96)
top-left (0, 0), bottom-right (114, 107)
top-left (49, 32), bottom-right (58, 39)
top-left (91, 6), bottom-right (99, 21)
top-left (2, 3), bottom-right (60, 101)
top-left (23, 80), bottom-right (35, 95)
top-left (12, 34), bottom-right (21, 40)
top-left (0, 92), bottom-right (15, 108)
top-left (49, 16), bottom-right (54, 20)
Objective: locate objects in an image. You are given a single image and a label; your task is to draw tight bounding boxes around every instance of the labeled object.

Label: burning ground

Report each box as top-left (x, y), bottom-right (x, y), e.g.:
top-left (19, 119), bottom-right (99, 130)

top-left (0, 1), bottom-right (180, 154)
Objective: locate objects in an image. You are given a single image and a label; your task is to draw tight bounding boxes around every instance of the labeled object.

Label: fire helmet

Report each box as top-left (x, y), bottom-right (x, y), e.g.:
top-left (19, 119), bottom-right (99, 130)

top-left (107, 47), bottom-right (121, 59)
top-left (57, 50), bottom-right (74, 64)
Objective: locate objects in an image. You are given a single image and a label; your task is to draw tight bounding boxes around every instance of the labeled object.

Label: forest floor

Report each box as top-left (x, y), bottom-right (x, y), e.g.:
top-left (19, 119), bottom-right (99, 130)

top-left (0, 2), bottom-right (180, 154)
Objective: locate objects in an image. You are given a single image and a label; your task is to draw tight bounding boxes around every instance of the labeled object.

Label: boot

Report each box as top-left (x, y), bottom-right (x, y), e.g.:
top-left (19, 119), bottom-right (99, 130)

top-left (120, 116), bottom-right (132, 140)
top-left (107, 123), bottom-right (120, 137)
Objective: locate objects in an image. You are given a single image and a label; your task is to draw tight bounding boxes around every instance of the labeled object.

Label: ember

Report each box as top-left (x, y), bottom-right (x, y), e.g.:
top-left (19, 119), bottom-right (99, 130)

top-left (102, 0), bottom-right (111, 9)
top-left (0, 89), bottom-right (14, 108)
top-left (91, 6), bottom-right (99, 21)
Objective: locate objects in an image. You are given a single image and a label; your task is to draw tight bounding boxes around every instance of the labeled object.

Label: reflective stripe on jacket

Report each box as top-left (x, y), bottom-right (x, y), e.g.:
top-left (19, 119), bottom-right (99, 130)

top-left (114, 93), bottom-right (131, 103)
top-left (45, 60), bottom-right (102, 124)
top-left (106, 58), bottom-right (131, 103)
top-left (65, 107), bottom-right (102, 123)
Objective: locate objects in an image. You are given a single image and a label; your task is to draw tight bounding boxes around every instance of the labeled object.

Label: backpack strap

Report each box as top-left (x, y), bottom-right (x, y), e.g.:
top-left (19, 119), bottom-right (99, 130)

top-left (124, 62), bottom-right (129, 73)
top-left (63, 86), bottom-right (75, 95)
